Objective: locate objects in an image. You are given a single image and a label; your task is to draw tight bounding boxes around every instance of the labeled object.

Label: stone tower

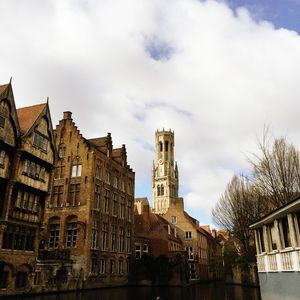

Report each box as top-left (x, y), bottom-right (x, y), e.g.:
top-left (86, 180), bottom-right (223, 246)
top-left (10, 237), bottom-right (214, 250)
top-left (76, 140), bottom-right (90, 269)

top-left (152, 129), bottom-right (179, 214)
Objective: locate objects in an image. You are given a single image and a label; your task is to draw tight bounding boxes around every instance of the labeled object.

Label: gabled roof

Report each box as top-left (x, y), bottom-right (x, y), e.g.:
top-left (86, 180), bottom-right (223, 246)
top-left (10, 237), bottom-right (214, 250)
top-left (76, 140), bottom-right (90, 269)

top-left (17, 103), bottom-right (46, 135)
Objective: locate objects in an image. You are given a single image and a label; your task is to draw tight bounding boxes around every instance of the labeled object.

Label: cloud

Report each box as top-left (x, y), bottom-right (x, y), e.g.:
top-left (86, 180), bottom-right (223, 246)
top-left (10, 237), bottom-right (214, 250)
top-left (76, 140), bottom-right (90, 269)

top-left (1, 0), bottom-right (300, 225)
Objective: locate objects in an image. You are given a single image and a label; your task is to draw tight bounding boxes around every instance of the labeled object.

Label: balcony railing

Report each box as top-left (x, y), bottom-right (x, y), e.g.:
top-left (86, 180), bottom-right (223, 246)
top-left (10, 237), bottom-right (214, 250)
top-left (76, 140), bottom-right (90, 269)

top-left (257, 248), bottom-right (300, 272)
top-left (38, 249), bottom-right (71, 261)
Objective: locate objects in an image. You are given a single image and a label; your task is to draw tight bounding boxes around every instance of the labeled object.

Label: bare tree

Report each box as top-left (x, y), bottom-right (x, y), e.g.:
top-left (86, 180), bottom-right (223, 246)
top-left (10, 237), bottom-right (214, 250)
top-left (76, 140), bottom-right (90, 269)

top-left (250, 132), bottom-right (300, 208)
top-left (212, 175), bottom-right (264, 256)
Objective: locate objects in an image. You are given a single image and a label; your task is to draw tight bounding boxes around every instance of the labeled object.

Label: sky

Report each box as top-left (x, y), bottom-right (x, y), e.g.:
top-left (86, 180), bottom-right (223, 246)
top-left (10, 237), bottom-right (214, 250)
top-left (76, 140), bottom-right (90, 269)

top-left (1, 0), bottom-right (300, 227)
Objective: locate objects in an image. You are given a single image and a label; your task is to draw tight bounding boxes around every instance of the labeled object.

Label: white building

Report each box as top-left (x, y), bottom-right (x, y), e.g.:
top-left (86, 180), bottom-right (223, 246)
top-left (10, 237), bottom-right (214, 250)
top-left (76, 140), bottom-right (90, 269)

top-left (250, 196), bottom-right (300, 300)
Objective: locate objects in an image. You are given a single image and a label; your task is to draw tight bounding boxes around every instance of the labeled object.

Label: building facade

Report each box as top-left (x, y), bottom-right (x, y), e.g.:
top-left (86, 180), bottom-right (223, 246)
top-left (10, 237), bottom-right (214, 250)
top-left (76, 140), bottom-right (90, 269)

top-left (37, 111), bottom-right (135, 291)
top-left (0, 82), bottom-right (56, 294)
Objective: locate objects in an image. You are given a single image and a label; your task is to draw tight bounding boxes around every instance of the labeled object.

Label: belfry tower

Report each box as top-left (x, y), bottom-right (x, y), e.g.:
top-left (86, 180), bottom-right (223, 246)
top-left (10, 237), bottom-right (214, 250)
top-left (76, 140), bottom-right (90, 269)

top-left (152, 129), bottom-right (179, 214)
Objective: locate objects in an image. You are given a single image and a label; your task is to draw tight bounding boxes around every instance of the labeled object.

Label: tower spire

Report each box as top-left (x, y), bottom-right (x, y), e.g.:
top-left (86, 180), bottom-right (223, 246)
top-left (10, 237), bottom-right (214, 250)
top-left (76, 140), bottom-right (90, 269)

top-left (152, 129), bottom-right (178, 214)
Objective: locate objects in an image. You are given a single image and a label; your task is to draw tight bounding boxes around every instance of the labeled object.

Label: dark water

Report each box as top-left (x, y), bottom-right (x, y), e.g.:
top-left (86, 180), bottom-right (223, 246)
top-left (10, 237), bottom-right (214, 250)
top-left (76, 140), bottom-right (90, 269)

top-left (4, 283), bottom-right (261, 300)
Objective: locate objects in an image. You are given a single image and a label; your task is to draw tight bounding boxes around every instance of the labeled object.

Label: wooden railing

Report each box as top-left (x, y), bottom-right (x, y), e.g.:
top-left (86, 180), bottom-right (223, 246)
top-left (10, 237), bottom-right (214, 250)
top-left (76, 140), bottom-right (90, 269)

top-left (257, 249), bottom-right (300, 272)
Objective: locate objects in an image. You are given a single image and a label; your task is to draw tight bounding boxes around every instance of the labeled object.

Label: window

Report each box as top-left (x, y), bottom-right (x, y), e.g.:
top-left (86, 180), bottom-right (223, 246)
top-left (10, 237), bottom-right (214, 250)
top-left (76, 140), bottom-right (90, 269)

top-left (161, 184), bottom-right (164, 196)
top-left (102, 223), bottom-right (108, 250)
top-left (165, 141), bottom-right (169, 152)
top-left (99, 258), bottom-right (105, 274)
top-left (49, 218), bottom-right (60, 249)
top-left (135, 245), bottom-right (141, 259)
top-left (118, 259), bottom-right (123, 274)
top-left (186, 247), bottom-right (194, 260)
top-left (126, 258), bottom-right (130, 274)
top-left (71, 163), bottom-right (82, 177)
top-left (104, 190), bottom-right (110, 213)
top-left (171, 216), bottom-right (177, 224)
top-left (114, 176), bottom-right (118, 188)
top-left (127, 200), bottom-right (132, 222)
top-left (106, 172), bottom-right (110, 184)
top-left (54, 159), bottom-right (65, 179)
top-left (128, 181), bottom-right (133, 195)
top-left (143, 244), bottom-right (149, 255)
top-left (94, 184), bottom-right (100, 209)
top-left (185, 231), bottom-right (192, 239)
top-left (190, 264), bottom-right (196, 279)
top-left (91, 220), bottom-right (98, 249)
top-left (112, 193), bottom-right (118, 216)
top-left (160, 142), bottom-right (163, 152)
top-left (122, 179), bottom-right (125, 192)
top-left (126, 229), bottom-right (131, 252)
top-left (119, 227), bottom-right (124, 252)
top-left (90, 255), bottom-right (97, 275)
top-left (0, 150), bottom-right (5, 165)
top-left (157, 185), bottom-right (161, 196)
top-left (110, 259), bottom-right (115, 274)
top-left (15, 272), bottom-right (28, 288)
top-left (15, 190), bottom-right (39, 214)
top-left (66, 217), bottom-right (77, 248)
top-left (58, 146), bottom-right (66, 158)
top-left (95, 165), bottom-right (101, 179)
top-left (2, 224), bottom-right (35, 251)
top-left (111, 225), bottom-right (116, 251)
top-left (0, 270), bottom-right (8, 288)
top-left (53, 186), bottom-right (64, 207)
top-left (23, 159), bottom-right (45, 180)
top-left (33, 132), bottom-right (48, 151)
top-left (120, 197), bottom-right (125, 219)
top-left (69, 184), bottom-right (80, 206)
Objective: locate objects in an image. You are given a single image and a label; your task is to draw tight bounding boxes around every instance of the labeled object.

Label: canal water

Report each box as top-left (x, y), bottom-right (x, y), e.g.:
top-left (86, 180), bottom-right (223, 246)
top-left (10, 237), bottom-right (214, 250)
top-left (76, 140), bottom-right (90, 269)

top-left (2, 282), bottom-right (261, 300)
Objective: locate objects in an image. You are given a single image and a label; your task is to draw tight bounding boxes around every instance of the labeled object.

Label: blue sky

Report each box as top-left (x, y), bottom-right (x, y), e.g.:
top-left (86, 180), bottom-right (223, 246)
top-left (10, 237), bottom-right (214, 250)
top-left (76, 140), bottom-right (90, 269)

top-left (1, 0), bottom-right (300, 227)
top-left (228, 0), bottom-right (300, 33)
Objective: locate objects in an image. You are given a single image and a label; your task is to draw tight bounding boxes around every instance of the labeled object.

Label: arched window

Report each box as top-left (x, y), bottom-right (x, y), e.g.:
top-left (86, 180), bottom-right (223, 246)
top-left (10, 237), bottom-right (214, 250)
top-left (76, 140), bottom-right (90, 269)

top-left (118, 258), bottom-right (123, 274)
top-left (48, 217), bottom-right (60, 249)
top-left (165, 141), bottom-right (169, 152)
top-left (66, 216), bottom-right (77, 248)
top-left (157, 185), bottom-right (161, 196)
top-left (161, 184), bottom-right (164, 196)
top-left (159, 142), bottom-right (163, 152)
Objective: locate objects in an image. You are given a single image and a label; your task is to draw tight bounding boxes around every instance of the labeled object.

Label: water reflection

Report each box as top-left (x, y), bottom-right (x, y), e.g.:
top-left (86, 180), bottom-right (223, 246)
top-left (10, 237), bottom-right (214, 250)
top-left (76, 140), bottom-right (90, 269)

top-left (5, 282), bottom-right (261, 300)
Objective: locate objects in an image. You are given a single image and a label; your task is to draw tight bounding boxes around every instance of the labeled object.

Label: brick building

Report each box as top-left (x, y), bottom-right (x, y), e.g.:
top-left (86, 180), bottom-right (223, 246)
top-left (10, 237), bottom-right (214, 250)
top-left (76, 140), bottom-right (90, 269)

top-left (134, 197), bottom-right (183, 259)
top-left (0, 82), bottom-right (56, 294)
top-left (37, 111), bottom-right (135, 291)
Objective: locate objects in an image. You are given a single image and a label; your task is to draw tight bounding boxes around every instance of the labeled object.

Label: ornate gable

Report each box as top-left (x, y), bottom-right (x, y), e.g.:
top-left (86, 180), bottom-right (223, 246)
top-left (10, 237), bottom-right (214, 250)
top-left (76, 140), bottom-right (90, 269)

top-left (0, 82), bottom-right (20, 147)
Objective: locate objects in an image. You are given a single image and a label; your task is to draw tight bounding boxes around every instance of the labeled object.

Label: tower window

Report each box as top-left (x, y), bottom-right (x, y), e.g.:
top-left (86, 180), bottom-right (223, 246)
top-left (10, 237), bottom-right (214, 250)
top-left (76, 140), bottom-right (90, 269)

top-left (160, 142), bottom-right (163, 152)
top-left (161, 184), bottom-right (164, 196)
top-left (165, 141), bottom-right (169, 152)
top-left (157, 185), bottom-right (161, 196)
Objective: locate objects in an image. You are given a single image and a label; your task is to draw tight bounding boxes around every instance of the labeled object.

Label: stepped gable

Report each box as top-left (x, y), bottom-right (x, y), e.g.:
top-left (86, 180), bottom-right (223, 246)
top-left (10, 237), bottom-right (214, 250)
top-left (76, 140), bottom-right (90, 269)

top-left (88, 132), bottom-right (112, 155)
top-left (17, 103), bottom-right (46, 135)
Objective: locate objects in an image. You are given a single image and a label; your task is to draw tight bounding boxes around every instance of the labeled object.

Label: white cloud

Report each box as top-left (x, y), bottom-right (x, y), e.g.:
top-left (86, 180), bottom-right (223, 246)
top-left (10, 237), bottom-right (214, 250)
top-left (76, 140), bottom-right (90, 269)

top-left (1, 0), bottom-right (300, 225)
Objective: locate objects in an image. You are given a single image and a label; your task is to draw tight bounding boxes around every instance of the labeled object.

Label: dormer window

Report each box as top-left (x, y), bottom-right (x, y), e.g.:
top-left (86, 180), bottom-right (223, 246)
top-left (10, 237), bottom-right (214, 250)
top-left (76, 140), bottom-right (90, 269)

top-left (33, 132), bottom-right (48, 151)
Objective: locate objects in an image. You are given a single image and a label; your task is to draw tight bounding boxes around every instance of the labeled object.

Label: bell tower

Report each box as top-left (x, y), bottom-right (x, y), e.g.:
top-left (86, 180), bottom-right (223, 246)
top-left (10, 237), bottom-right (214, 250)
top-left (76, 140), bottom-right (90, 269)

top-left (152, 129), bottom-right (179, 214)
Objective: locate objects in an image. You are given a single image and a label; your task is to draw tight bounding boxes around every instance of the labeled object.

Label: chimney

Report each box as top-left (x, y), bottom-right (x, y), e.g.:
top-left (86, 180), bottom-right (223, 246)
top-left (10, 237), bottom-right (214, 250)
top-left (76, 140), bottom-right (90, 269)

top-left (63, 111), bottom-right (72, 120)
